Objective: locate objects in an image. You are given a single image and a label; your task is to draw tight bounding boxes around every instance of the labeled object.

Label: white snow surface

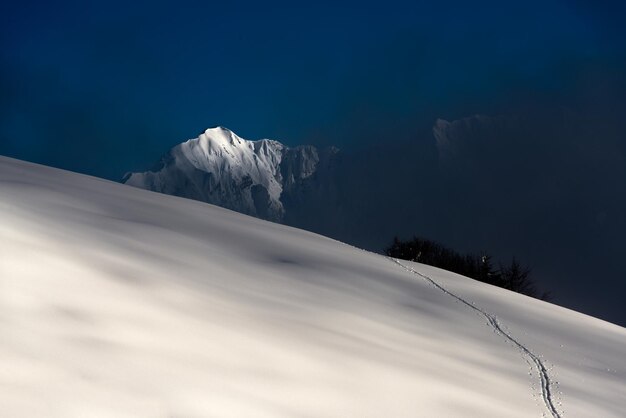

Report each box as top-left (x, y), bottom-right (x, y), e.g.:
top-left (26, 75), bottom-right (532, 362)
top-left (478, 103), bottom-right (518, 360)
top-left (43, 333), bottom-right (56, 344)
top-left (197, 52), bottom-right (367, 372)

top-left (1, 155), bottom-right (625, 417)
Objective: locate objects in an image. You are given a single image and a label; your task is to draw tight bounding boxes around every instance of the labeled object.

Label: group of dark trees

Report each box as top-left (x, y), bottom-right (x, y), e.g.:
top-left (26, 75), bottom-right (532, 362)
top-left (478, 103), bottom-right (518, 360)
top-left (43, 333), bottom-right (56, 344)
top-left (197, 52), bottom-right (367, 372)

top-left (385, 236), bottom-right (551, 300)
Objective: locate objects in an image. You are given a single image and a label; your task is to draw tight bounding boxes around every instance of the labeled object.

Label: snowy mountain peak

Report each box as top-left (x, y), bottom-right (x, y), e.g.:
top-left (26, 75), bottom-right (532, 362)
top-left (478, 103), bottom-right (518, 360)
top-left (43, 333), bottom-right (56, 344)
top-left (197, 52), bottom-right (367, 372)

top-left (197, 126), bottom-right (245, 148)
top-left (205, 125), bottom-right (233, 133)
top-left (123, 127), bottom-right (338, 223)
top-left (433, 115), bottom-right (501, 160)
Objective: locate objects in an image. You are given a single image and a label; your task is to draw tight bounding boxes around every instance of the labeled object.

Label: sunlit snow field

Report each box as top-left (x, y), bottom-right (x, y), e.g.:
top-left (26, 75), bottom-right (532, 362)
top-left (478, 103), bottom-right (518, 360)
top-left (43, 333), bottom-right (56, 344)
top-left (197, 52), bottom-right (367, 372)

top-left (1, 156), bottom-right (624, 417)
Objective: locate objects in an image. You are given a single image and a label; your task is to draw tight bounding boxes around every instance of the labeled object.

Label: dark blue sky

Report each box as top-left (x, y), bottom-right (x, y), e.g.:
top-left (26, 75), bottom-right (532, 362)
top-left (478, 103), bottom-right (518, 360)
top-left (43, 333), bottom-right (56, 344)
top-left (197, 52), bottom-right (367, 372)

top-left (2, 1), bottom-right (626, 324)
top-left (2, 0), bottom-right (624, 178)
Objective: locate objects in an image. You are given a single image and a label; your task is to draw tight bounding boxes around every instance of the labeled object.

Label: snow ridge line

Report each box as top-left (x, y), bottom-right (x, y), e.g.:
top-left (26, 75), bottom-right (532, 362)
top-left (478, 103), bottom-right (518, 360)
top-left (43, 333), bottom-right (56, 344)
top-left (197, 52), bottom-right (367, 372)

top-left (389, 258), bottom-right (561, 418)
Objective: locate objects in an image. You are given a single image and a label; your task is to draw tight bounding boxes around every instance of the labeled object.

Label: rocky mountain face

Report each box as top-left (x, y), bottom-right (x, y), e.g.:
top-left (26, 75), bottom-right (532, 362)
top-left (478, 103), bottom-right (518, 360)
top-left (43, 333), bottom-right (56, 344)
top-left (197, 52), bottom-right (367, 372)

top-left (123, 127), bottom-right (340, 224)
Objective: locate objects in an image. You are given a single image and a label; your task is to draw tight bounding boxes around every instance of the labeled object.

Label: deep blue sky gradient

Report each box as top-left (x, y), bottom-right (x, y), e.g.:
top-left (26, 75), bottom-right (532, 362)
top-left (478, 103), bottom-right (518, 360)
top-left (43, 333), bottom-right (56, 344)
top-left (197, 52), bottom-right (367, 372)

top-left (2, 0), bottom-right (624, 178)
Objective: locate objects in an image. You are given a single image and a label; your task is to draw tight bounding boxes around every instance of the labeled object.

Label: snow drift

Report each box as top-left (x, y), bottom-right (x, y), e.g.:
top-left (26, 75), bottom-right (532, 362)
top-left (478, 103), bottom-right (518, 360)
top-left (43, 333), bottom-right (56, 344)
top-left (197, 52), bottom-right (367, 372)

top-left (1, 155), bottom-right (625, 417)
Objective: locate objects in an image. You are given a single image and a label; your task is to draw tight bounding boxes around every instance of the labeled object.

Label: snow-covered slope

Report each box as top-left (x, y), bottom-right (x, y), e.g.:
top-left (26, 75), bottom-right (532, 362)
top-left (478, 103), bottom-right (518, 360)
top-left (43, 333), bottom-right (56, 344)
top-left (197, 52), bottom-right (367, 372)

top-left (1, 155), bottom-right (625, 417)
top-left (123, 127), bottom-right (338, 222)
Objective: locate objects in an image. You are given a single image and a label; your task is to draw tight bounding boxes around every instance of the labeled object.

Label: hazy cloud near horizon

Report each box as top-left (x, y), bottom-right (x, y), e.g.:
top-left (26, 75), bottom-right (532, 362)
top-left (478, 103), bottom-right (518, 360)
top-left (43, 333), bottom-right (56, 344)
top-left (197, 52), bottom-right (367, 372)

top-left (350, 108), bottom-right (626, 326)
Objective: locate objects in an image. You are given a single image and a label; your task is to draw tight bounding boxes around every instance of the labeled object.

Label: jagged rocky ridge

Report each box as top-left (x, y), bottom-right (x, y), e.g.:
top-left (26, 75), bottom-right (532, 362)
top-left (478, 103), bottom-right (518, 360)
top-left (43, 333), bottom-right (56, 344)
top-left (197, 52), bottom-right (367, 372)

top-left (123, 127), bottom-right (339, 223)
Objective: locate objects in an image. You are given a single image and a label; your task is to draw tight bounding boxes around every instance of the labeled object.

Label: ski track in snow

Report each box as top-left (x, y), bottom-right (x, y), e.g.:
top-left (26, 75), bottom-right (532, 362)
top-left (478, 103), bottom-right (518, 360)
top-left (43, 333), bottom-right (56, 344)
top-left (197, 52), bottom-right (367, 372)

top-left (390, 258), bottom-right (562, 418)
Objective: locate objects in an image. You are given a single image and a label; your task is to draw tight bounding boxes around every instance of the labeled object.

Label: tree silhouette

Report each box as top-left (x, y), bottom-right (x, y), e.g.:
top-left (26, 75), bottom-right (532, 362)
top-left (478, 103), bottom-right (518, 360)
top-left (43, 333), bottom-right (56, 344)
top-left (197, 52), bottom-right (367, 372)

top-left (386, 236), bottom-right (551, 301)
